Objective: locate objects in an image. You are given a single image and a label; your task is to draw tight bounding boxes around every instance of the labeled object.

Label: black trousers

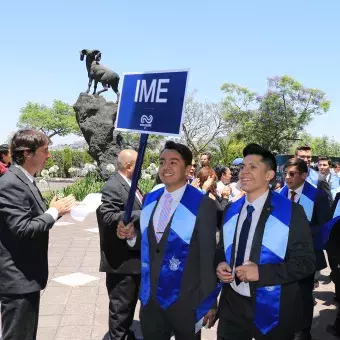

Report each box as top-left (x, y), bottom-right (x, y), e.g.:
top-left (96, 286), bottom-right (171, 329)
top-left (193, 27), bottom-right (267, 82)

top-left (328, 257), bottom-right (340, 298)
top-left (217, 288), bottom-right (294, 340)
top-left (297, 273), bottom-right (315, 331)
top-left (140, 299), bottom-right (201, 340)
top-left (106, 273), bottom-right (140, 340)
top-left (0, 291), bottom-right (40, 340)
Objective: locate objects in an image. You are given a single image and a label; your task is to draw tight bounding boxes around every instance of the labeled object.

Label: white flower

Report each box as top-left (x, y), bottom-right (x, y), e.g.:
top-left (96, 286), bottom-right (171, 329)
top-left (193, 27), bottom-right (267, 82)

top-left (48, 165), bottom-right (59, 174)
top-left (93, 161), bottom-right (98, 166)
top-left (84, 163), bottom-right (96, 172)
top-left (106, 163), bottom-right (116, 174)
top-left (41, 169), bottom-right (50, 179)
top-left (80, 169), bottom-right (89, 176)
top-left (141, 171), bottom-right (152, 180)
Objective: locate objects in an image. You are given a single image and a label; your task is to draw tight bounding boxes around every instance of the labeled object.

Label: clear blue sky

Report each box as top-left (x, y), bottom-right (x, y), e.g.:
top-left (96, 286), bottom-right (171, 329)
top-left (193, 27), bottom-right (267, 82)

top-left (1, 0), bottom-right (339, 144)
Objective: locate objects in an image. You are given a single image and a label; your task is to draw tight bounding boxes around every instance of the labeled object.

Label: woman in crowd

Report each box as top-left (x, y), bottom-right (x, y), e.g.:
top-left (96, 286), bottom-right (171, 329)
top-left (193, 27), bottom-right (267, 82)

top-left (0, 144), bottom-right (12, 177)
top-left (215, 165), bottom-right (232, 197)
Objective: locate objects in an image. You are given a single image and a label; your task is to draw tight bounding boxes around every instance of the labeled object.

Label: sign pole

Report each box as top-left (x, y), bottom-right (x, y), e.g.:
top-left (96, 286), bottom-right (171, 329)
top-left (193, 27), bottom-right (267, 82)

top-left (123, 133), bottom-right (149, 224)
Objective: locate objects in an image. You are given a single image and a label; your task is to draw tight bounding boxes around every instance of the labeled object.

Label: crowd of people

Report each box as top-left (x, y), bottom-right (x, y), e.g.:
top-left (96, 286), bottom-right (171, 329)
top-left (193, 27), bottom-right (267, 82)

top-left (1, 129), bottom-right (340, 340)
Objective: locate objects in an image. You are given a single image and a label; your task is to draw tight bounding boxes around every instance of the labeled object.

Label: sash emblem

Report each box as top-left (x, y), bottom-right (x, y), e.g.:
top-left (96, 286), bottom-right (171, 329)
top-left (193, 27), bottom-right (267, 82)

top-left (169, 256), bottom-right (181, 271)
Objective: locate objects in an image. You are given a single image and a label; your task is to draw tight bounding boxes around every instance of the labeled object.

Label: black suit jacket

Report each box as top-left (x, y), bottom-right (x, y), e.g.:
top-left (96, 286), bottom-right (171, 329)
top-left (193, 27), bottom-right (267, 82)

top-left (139, 192), bottom-right (217, 317)
top-left (216, 191), bottom-right (316, 338)
top-left (326, 192), bottom-right (340, 261)
top-left (282, 184), bottom-right (330, 270)
top-left (96, 171), bottom-right (142, 274)
top-left (318, 173), bottom-right (333, 205)
top-left (0, 166), bottom-right (55, 295)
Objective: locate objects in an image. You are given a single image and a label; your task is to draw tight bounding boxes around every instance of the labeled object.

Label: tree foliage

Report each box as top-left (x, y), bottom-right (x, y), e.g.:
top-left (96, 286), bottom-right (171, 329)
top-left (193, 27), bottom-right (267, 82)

top-left (18, 100), bottom-right (80, 138)
top-left (290, 133), bottom-right (340, 157)
top-left (222, 76), bottom-right (331, 153)
top-left (210, 137), bottom-right (246, 166)
top-left (180, 91), bottom-right (233, 157)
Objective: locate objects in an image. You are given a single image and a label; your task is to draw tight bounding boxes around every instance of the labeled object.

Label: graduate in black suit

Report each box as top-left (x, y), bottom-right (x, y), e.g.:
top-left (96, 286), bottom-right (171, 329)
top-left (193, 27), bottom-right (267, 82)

top-left (0, 130), bottom-right (76, 340)
top-left (280, 158), bottom-right (330, 340)
top-left (216, 144), bottom-right (315, 340)
top-left (96, 149), bottom-right (142, 340)
top-left (136, 141), bottom-right (217, 340)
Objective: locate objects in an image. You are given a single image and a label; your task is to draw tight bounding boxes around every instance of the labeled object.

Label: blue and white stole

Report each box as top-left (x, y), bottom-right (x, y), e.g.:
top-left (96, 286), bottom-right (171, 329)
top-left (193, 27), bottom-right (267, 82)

top-left (322, 199), bottom-right (340, 245)
top-left (223, 192), bottom-right (292, 335)
top-left (329, 174), bottom-right (340, 191)
top-left (140, 185), bottom-right (204, 309)
top-left (280, 181), bottom-right (316, 222)
top-left (306, 168), bottom-right (319, 187)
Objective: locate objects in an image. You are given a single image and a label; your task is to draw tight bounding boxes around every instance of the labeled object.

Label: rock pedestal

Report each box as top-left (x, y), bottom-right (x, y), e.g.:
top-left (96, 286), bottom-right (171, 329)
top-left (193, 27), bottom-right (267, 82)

top-left (73, 93), bottom-right (125, 179)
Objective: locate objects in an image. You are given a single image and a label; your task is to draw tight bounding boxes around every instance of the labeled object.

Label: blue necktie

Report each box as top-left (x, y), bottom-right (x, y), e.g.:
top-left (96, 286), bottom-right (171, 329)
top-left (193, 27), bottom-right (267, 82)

top-left (235, 204), bottom-right (255, 285)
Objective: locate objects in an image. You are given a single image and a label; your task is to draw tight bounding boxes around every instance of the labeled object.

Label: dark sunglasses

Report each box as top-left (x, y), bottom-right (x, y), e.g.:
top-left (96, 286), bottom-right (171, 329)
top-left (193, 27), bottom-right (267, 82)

top-left (283, 171), bottom-right (301, 178)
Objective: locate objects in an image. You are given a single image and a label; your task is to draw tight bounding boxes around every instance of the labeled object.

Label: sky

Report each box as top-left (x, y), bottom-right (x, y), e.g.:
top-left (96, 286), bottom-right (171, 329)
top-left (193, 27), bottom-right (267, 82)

top-left (1, 0), bottom-right (339, 145)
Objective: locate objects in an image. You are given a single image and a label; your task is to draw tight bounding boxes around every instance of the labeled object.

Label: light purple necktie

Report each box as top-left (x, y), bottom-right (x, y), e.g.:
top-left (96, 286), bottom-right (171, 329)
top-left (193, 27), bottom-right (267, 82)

top-left (156, 193), bottom-right (173, 243)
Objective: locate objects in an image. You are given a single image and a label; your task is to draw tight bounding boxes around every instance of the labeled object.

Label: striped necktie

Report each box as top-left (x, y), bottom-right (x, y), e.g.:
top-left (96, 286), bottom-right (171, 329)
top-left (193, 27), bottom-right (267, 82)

top-left (155, 193), bottom-right (173, 243)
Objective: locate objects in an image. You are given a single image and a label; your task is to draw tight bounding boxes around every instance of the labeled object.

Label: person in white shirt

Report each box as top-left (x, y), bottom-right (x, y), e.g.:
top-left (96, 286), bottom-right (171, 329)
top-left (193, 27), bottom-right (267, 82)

top-left (216, 143), bottom-right (315, 340)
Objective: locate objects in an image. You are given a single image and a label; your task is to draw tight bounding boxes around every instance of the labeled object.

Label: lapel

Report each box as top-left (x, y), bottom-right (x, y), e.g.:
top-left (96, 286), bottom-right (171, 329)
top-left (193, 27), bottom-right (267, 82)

top-left (249, 192), bottom-right (272, 264)
top-left (115, 172), bottom-right (142, 209)
top-left (9, 166), bottom-right (46, 212)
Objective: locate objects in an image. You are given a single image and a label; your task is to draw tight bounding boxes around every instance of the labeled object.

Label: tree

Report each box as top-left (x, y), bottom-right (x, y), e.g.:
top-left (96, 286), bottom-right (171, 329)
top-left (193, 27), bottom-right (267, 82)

top-left (18, 100), bottom-right (80, 138)
top-left (222, 76), bottom-right (331, 153)
top-left (210, 137), bottom-right (246, 166)
top-left (180, 91), bottom-right (233, 158)
top-left (290, 133), bottom-right (340, 157)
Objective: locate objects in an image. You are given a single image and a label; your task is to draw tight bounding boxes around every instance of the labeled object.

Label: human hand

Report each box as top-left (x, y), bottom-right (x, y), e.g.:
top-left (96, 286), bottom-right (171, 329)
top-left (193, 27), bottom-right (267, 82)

top-left (235, 261), bottom-right (259, 283)
top-left (216, 262), bottom-right (234, 283)
top-left (202, 175), bottom-right (214, 191)
top-left (203, 309), bottom-right (217, 328)
top-left (50, 195), bottom-right (77, 216)
top-left (117, 221), bottom-right (135, 240)
top-left (221, 186), bottom-right (231, 198)
top-left (191, 178), bottom-right (200, 188)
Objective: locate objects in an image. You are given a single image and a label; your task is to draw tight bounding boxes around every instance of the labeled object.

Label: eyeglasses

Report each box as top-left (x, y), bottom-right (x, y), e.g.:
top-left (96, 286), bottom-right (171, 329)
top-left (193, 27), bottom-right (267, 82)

top-left (283, 171), bottom-right (301, 178)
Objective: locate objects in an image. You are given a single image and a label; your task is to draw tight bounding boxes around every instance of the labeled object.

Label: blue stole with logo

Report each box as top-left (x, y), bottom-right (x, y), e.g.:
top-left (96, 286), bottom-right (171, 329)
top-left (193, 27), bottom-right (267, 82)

top-left (280, 181), bottom-right (316, 222)
top-left (223, 192), bottom-right (292, 335)
top-left (140, 185), bottom-right (204, 309)
top-left (306, 168), bottom-right (319, 187)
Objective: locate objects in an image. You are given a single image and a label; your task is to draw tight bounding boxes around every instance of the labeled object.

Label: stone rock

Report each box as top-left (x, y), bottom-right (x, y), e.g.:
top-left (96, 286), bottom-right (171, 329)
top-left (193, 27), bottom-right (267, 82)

top-left (73, 93), bottom-right (129, 180)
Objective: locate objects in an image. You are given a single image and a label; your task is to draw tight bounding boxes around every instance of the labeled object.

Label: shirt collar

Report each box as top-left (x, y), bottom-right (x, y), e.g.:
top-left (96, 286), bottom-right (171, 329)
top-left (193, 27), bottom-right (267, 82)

top-left (14, 164), bottom-right (35, 183)
top-left (245, 189), bottom-right (269, 211)
top-left (164, 183), bottom-right (187, 202)
top-left (119, 172), bottom-right (132, 186)
top-left (291, 182), bottom-right (304, 197)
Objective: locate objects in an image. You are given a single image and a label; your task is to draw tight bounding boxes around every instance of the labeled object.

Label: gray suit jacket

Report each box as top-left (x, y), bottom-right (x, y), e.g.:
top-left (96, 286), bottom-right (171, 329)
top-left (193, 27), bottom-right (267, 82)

top-left (0, 166), bottom-right (55, 294)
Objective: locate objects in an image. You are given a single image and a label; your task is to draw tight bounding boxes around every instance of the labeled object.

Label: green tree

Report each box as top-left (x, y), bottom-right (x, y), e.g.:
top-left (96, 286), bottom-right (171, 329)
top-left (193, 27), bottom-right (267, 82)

top-left (18, 100), bottom-right (80, 138)
top-left (210, 137), bottom-right (246, 166)
top-left (222, 76), bottom-right (331, 153)
top-left (62, 148), bottom-right (73, 177)
top-left (291, 133), bottom-right (340, 157)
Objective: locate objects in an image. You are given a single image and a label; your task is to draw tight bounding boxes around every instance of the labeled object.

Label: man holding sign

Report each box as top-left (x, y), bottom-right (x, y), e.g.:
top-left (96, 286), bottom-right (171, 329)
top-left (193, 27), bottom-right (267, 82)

top-left (135, 141), bottom-right (217, 340)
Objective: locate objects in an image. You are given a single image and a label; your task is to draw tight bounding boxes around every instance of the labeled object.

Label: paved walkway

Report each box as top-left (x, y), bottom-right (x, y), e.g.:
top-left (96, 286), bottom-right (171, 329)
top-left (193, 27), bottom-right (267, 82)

top-left (35, 212), bottom-right (338, 340)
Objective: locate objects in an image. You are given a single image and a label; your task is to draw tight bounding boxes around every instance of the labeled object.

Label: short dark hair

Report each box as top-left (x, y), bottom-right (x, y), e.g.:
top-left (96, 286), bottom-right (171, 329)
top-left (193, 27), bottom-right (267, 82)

top-left (318, 156), bottom-right (332, 166)
top-left (11, 130), bottom-right (50, 165)
top-left (161, 141), bottom-right (192, 166)
top-left (283, 158), bottom-right (308, 174)
top-left (0, 144), bottom-right (9, 162)
top-left (334, 162), bottom-right (340, 168)
top-left (201, 152), bottom-right (212, 161)
top-left (295, 145), bottom-right (311, 155)
top-left (243, 143), bottom-right (277, 171)
top-left (214, 165), bottom-right (229, 181)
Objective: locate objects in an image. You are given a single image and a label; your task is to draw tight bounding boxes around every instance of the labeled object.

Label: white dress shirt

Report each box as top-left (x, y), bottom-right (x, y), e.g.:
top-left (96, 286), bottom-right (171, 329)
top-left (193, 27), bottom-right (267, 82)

top-left (230, 190), bottom-right (269, 297)
top-left (119, 172), bottom-right (143, 204)
top-left (288, 182), bottom-right (304, 203)
top-left (14, 165), bottom-right (58, 221)
top-left (152, 184), bottom-right (187, 234)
